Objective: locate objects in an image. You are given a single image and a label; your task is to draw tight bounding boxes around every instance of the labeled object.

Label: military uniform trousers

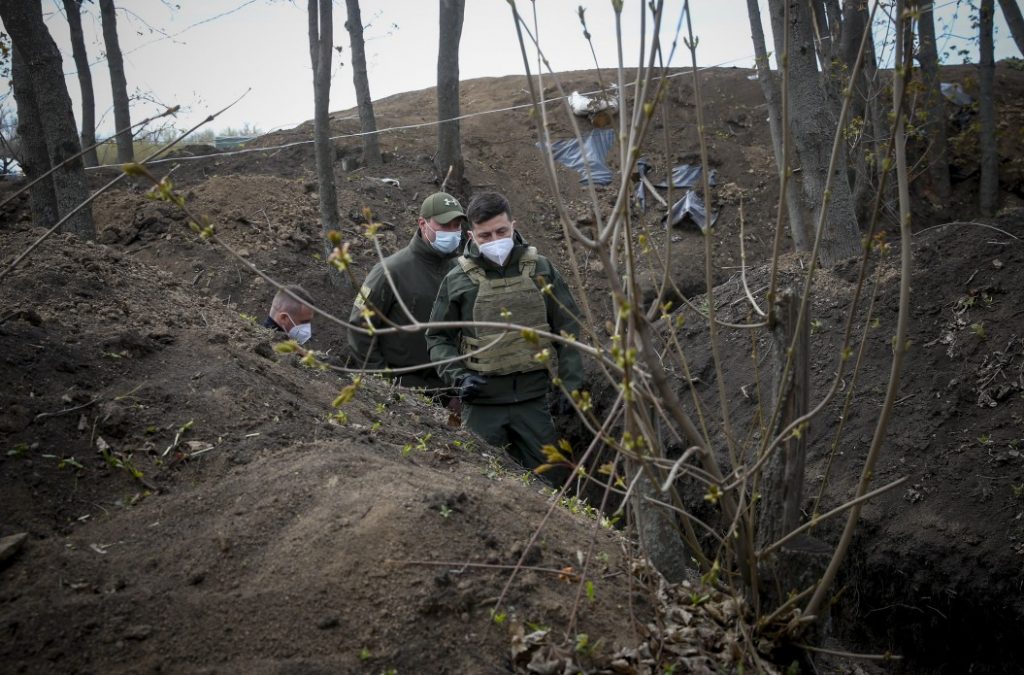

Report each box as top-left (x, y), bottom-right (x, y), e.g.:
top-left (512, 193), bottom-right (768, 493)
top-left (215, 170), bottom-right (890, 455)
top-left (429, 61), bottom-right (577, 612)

top-left (463, 396), bottom-right (569, 486)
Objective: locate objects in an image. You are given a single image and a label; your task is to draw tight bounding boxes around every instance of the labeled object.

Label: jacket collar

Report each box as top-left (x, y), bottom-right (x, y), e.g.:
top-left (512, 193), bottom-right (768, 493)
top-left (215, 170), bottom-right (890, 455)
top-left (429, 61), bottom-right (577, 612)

top-left (262, 315), bottom-right (284, 332)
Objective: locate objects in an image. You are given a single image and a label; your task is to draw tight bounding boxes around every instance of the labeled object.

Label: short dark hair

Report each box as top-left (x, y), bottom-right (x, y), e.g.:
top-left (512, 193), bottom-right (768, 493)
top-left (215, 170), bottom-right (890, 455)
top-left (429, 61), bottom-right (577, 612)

top-left (271, 284), bottom-right (313, 314)
top-left (466, 191), bottom-right (511, 226)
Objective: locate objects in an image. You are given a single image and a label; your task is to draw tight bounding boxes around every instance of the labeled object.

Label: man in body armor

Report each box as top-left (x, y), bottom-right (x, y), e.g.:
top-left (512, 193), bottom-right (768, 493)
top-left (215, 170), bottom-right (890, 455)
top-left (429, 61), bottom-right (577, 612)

top-left (348, 192), bottom-right (467, 421)
top-left (426, 192), bottom-right (583, 483)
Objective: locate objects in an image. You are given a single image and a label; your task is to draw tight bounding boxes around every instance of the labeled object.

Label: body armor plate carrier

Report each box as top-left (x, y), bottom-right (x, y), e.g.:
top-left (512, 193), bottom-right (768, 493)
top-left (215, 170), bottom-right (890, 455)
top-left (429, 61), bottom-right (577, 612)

top-left (457, 247), bottom-right (553, 375)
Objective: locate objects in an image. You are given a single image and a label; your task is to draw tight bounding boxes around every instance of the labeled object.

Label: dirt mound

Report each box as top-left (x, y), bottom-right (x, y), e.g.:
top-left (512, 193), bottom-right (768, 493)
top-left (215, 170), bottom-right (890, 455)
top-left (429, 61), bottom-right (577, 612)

top-left (0, 224), bottom-right (649, 673)
top-left (3, 62), bottom-right (1024, 673)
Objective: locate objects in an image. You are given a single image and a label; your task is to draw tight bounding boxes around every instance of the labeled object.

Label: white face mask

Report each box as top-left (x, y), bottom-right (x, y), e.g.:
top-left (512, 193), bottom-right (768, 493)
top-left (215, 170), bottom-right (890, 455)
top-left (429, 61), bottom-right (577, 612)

top-left (289, 322), bottom-right (312, 345)
top-left (478, 236), bottom-right (514, 265)
top-left (431, 230), bottom-right (461, 254)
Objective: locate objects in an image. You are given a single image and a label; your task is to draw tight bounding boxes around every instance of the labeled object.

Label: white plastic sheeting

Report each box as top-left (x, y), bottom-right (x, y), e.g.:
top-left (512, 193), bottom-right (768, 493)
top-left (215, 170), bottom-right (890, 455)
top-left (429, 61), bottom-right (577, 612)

top-left (568, 91), bottom-right (619, 117)
top-left (940, 82), bottom-right (972, 107)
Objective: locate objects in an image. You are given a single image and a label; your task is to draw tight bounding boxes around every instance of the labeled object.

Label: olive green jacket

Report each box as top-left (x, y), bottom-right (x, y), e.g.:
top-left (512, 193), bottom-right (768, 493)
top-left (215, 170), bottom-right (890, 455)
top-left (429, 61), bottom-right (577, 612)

top-left (348, 231), bottom-right (460, 389)
top-left (426, 232), bottom-right (584, 404)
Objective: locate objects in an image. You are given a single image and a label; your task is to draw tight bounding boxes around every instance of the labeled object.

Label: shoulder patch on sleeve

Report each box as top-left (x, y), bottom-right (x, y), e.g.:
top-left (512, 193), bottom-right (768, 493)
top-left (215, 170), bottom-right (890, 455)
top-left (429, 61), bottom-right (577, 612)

top-left (353, 284), bottom-right (372, 309)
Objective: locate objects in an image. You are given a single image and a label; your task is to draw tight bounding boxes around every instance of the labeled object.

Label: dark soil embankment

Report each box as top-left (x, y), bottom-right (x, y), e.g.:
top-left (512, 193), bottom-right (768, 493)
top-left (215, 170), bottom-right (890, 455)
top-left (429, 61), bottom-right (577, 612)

top-left (2, 62), bottom-right (1023, 672)
top-left (667, 212), bottom-right (1024, 673)
top-left (0, 226), bottom-right (643, 674)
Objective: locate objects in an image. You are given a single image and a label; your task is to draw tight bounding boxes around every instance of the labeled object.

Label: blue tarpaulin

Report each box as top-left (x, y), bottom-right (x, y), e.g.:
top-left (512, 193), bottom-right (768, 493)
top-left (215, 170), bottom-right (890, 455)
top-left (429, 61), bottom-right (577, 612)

top-left (634, 158), bottom-right (654, 209)
top-left (661, 190), bottom-right (718, 231)
top-left (654, 164), bottom-right (717, 189)
top-left (635, 160), bottom-right (718, 211)
top-left (540, 128), bottom-right (615, 186)
top-left (634, 161), bottom-right (719, 230)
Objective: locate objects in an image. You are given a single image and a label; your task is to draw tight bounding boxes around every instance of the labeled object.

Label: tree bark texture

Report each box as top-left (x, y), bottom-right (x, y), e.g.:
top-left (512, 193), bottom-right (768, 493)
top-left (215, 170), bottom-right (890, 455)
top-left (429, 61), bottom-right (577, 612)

top-left (344, 0), bottom-right (382, 166)
top-left (916, 1), bottom-right (951, 201)
top-left (823, 0), bottom-right (842, 37)
top-left (1, 0), bottom-right (94, 238)
top-left (62, 0), bottom-right (99, 167)
top-left (11, 47), bottom-right (59, 228)
top-left (745, 0), bottom-right (809, 250)
top-left (979, 0), bottom-right (999, 215)
top-left (436, 0), bottom-right (465, 194)
top-left (757, 290), bottom-right (824, 605)
top-left (99, 0), bottom-right (133, 162)
top-left (997, 0), bottom-right (1024, 57)
top-left (630, 459), bottom-right (691, 584)
top-left (842, 0), bottom-right (887, 200)
top-left (768, 0), bottom-right (862, 267)
top-left (808, 0), bottom-right (847, 128)
top-left (839, 0), bottom-right (872, 225)
top-left (808, 0), bottom-right (833, 67)
top-left (761, 290), bottom-right (809, 544)
top-left (308, 0), bottom-right (342, 283)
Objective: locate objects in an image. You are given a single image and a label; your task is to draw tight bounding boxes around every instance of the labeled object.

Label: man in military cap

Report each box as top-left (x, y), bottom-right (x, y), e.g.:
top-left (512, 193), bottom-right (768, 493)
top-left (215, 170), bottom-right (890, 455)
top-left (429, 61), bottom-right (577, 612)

top-left (426, 191), bottom-right (583, 483)
top-left (348, 192), bottom-right (467, 420)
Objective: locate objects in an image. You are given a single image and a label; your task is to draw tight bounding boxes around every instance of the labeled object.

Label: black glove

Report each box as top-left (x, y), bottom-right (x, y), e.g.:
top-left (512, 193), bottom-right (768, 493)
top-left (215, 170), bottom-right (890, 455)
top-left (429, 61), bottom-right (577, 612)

top-left (455, 374), bottom-right (488, 403)
top-left (550, 391), bottom-right (573, 417)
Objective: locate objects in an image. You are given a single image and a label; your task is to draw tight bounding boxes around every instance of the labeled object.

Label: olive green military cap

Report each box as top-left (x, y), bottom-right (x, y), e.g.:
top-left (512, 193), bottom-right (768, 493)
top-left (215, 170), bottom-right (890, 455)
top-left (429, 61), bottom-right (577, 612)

top-left (420, 192), bottom-right (466, 224)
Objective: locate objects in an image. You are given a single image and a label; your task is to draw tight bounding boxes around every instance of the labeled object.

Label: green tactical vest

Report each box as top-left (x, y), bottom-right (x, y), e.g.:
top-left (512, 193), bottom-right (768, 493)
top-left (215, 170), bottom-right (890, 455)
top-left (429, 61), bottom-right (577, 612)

top-left (457, 247), bottom-right (553, 375)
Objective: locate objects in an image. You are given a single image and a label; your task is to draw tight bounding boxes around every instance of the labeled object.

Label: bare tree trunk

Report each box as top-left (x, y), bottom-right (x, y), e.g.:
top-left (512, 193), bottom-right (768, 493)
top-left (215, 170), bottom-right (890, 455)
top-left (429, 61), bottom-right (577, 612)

top-left (823, 0), bottom-right (842, 36)
top-left (62, 0), bottom-right (98, 167)
top-left (916, 0), bottom-right (951, 201)
top-left (979, 0), bottom-right (999, 215)
top-left (745, 0), bottom-right (809, 250)
top-left (840, 0), bottom-right (874, 225)
top-left (809, 0), bottom-right (846, 121)
top-left (629, 407), bottom-right (691, 584)
top-left (758, 290), bottom-right (825, 605)
top-left (11, 47), bottom-right (59, 227)
top-left (99, 0), bottom-right (133, 162)
top-left (808, 0), bottom-right (833, 66)
top-left (768, 0), bottom-right (861, 266)
top-left (309, 0), bottom-right (342, 285)
top-left (762, 290), bottom-right (809, 540)
top-left (997, 0), bottom-right (1024, 57)
top-left (436, 0), bottom-right (465, 194)
top-left (855, 10), bottom-right (887, 193)
top-left (630, 459), bottom-right (691, 584)
top-left (344, 0), bottom-right (382, 166)
top-left (1, 0), bottom-right (94, 238)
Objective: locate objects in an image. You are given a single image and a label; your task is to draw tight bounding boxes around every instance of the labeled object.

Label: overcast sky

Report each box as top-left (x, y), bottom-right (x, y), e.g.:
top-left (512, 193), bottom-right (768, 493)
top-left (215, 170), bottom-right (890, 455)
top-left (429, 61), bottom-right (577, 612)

top-left (2, 0), bottom-right (1019, 138)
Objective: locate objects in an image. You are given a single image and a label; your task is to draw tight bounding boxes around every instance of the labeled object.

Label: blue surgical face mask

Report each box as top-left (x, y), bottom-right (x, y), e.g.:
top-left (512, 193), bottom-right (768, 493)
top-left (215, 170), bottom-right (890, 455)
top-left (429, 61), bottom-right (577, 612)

top-left (289, 322), bottom-right (312, 345)
top-left (431, 230), bottom-right (461, 254)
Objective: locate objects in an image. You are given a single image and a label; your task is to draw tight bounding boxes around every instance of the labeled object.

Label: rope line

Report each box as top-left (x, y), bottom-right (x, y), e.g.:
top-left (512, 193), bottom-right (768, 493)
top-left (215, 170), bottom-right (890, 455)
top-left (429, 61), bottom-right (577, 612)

top-left (81, 0), bottom-right (976, 173)
top-left (84, 53), bottom-right (756, 171)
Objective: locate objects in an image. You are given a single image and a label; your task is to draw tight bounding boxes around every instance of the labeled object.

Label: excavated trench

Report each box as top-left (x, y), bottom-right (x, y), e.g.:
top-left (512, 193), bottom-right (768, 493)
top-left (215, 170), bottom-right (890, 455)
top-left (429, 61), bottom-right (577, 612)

top-left (568, 325), bottom-right (1023, 673)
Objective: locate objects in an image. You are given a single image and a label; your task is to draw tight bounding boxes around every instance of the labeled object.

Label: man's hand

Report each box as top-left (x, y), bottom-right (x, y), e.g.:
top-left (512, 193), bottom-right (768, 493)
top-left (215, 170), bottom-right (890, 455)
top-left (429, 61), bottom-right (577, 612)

top-left (550, 391), bottom-right (573, 417)
top-left (455, 374), bottom-right (488, 402)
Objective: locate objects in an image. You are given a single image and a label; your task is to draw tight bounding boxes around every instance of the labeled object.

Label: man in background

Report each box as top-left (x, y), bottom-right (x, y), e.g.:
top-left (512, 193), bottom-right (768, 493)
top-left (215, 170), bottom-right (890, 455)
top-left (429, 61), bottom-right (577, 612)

top-left (348, 192), bottom-right (467, 423)
top-left (263, 284), bottom-right (314, 345)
